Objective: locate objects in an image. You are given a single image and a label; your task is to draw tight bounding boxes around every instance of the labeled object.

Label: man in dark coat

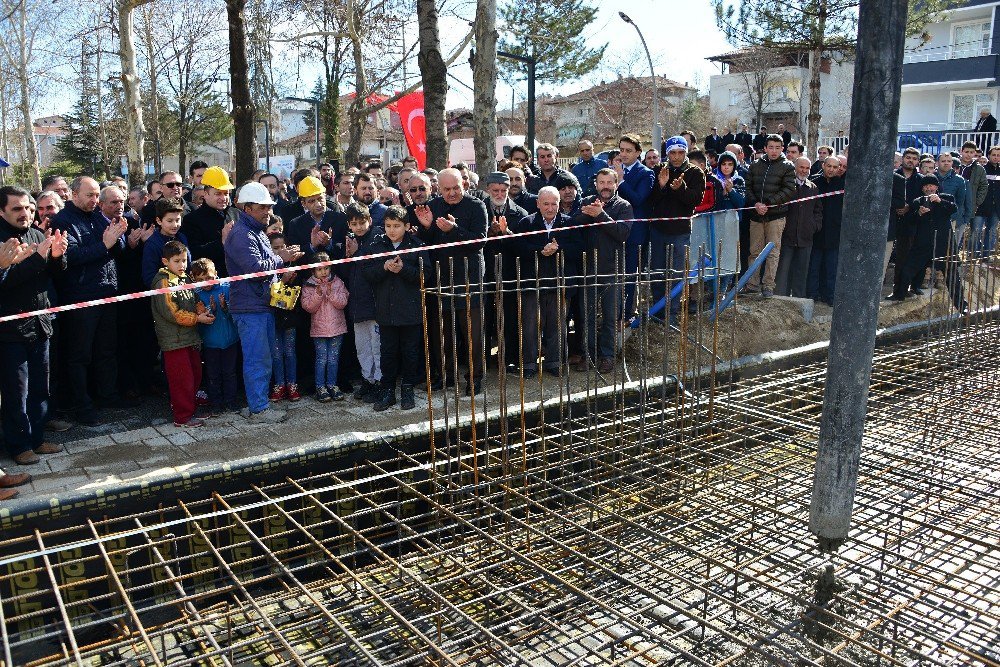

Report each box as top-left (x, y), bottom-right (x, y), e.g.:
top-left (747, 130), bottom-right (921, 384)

top-left (774, 158), bottom-right (822, 298)
top-left (574, 168), bottom-right (634, 371)
top-left (507, 166), bottom-right (538, 215)
top-left (721, 127), bottom-right (736, 149)
top-left (648, 136), bottom-right (706, 323)
top-left (510, 186), bottom-right (583, 376)
top-left (704, 127), bottom-right (724, 155)
top-left (52, 177), bottom-right (129, 425)
top-left (777, 123), bottom-right (793, 148)
top-left (181, 166), bottom-right (237, 277)
top-left (0, 186), bottom-right (68, 464)
top-left (481, 171), bottom-right (528, 369)
top-left (752, 127), bottom-right (769, 154)
top-left (807, 157), bottom-right (845, 305)
top-left (139, 171), bottom-right (192, 227)
top-left (890, 148), bottom-right (925, 295)
top-left (415, 168), bottom-right (488, 394)
top-left (973, 106), bottom-right (997, 152)
top-left (735, 124), bottom-right (754, 161)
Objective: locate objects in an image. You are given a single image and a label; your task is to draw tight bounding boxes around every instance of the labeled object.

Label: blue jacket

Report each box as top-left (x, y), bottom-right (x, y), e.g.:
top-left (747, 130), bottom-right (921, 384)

top-left (141, 229), bottom-right (191, 287)
top-left (571, 157), bottom-right (609, 198)
top-left (617, 162), bottom-right (654, 220)
top-left (714, 174), bottom-right (746, 211)
top-left (53, 201), bottom-right (124, 301)
top-left (194, 283), bottom-right (239, 349)
top-left (224, 210), bottom-right (283, 314)
top-left (936, 169), bottom-right (969, 227)
top-left (369, 201), bottom-right (387, 227)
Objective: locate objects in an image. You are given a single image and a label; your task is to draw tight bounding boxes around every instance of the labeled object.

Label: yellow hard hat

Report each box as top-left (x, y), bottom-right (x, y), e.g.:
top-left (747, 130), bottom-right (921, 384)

top-left (201, 166), bottom-right (235, 191)
top-left (297, 175), bottom-right (325, 198)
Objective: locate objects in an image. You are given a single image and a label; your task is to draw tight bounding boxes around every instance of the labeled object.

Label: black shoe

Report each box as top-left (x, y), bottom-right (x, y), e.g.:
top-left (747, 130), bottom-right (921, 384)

top-left (544, 367), bottom-right (561, 378)
top-left (419, 378), bottom-right (443, 392)
top-left (353, 379), bottom-right (373, 400)
top-left (76, 410), bottom-right (101, 426)
top-left (400, 385), bottom-right (415, 410)
top-left (885, 293), bottom-right (907, 302)
top-left (373, 387), bottom-right (396, 412)
top-left (910, 287), bottom-right (925, 295)
top-left (466, 380), bottom-right (482, 396)
top-left (362, 382), bottom-right (381, 403)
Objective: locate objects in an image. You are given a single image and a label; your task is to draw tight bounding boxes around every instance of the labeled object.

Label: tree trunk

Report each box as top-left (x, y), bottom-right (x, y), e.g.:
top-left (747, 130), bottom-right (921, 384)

top-left (16, 0), bottom-right (40, 190)
top-left (141, 8), bottom-right (162, 175)
top-left (417, 0), bottom-right (448, 170)
top-left (323, 74), bottom-right (341, 161)
top-left (178, 99), bottom-right (188, 180)
top-left (226, 0), bottom-right (258, 184)
top-left (472, 0), bottom-right (498, 180)
top-left (95, 31), bottom-right (111, 180)
top-left (0, 87), bottom-right (9, 185)
top-left (345, 0), bottom-right (367, 167)
top-left (806, 2), bottom-right (827, 152)
top-left (118, 0), bottom-right (148, 188)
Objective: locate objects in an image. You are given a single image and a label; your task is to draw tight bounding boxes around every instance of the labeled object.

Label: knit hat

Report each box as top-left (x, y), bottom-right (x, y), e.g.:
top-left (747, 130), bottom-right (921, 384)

top-left (664, 135), bottom-right (689, 154)
top-left (554, 173), bottom-right (581, 190)
top-left (921, 174), bottom-right (939, 187)
top-left (484, 171), bottom-right (510, 186)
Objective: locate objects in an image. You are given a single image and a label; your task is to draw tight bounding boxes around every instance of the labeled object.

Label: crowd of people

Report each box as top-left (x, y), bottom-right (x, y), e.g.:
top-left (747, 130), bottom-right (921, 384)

top-left (0, 127), bottom-right (991, 497)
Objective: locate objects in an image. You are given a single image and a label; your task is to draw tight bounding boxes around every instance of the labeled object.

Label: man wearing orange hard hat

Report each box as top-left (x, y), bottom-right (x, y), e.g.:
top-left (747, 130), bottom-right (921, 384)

top-left (181, 166), bottom-right (238, 277)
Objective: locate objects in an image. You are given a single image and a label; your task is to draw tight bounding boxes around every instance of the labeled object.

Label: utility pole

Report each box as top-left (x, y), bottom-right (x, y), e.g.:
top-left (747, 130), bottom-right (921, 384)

top-left (808, 0), bottom-right (908, 553)
top-left (497, 50), bottom-right (536, 153)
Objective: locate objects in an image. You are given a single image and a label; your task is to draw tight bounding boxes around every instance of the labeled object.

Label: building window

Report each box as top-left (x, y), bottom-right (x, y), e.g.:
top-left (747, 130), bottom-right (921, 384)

top-left (952, 20), bottom-right (992, 59)
top-left (729, 90), bottom-right (739, 106)
top-left (952, 90), bottom-right (996, 127)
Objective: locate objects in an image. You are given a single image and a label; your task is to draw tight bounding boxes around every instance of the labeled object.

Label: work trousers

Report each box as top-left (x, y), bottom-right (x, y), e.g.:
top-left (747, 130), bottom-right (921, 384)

top-left (163, 346), bottom-right (202, 425)
top-left (0, 339), bottom-right (49, 458)
top-left (233, 312), bottom-right (276, 413)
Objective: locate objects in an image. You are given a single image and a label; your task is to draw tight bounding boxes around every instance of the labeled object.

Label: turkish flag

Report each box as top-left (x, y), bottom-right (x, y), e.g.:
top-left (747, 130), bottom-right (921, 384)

top-left (396, 91), bottom-right (427, 170)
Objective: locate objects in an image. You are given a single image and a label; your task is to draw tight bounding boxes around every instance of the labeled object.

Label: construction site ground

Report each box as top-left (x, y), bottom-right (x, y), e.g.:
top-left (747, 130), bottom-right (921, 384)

top-left (11, 267), bottom-right (984, 508)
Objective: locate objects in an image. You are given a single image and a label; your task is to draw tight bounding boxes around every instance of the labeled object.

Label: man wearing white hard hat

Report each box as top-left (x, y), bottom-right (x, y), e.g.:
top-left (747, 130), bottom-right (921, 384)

top-left (224, 182), bottom-right (305, 423)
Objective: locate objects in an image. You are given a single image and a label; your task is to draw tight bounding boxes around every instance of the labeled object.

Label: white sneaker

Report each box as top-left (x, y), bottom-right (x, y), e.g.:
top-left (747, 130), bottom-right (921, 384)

top-left (244, 406), bottom-right (288, 423)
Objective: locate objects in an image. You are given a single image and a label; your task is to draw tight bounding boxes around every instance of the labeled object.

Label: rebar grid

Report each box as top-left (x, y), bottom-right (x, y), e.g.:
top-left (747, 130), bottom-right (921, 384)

top-left (2, 266), bottom-right (999, 666)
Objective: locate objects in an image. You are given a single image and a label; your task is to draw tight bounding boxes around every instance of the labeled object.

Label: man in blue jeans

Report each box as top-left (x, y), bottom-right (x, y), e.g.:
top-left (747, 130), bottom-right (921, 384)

top-left (225, 182), bottom-right (303, 423)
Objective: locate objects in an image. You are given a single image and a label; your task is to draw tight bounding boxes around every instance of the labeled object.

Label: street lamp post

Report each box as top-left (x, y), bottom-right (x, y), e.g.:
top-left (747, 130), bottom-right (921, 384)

top-left (619, 12), bottom-right (661, 153)
top-left (497, 50), bottom-right (537, 154)
top-left (288, 96), bottom-right (322, 168)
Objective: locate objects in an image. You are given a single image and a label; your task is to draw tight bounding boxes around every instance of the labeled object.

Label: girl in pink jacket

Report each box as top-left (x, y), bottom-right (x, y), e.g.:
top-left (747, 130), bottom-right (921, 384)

top-left (300, 252), bottom-right (350, 402)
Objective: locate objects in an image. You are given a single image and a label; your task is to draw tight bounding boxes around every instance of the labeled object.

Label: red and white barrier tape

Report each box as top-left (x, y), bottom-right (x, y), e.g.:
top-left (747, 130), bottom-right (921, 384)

top-left (0, 189), bottom-right (845, 323)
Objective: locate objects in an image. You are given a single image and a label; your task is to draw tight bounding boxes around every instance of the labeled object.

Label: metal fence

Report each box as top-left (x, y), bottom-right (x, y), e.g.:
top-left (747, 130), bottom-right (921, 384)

top-left (819, 131), bottom-right (1000, 154)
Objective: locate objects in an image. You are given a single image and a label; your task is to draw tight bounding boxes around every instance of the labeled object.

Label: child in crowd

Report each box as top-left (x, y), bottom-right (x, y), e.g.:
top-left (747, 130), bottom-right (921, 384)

top-left (189, 258), bottom-right (240, 414)
top-left (343, 202), bottom-right (384, 402)
top-left (142, 197), bottom-right (191, 287)
top-left (267, 232), bottom-right (301, 401)
top-left (150, 241), bottom-right (215, 428)
top-left (364, 206), bottom-right (428, 411)
top-left (300, 252), bottom-right (350, 402)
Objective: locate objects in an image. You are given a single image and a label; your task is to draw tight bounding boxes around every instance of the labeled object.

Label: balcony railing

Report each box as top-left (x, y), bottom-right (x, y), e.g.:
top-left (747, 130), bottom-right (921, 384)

top-left (903, 38), bottom-right (993, 64)
top-left (818, 131), bottom-right (1000, 154)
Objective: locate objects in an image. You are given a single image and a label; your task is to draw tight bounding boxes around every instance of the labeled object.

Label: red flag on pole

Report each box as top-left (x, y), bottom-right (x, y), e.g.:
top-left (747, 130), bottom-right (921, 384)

top-left (396, 91), bottom-right (427, 170)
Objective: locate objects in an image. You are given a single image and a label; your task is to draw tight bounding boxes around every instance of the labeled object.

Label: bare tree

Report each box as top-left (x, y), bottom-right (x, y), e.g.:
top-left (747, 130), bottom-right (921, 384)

top-left (0, 0), bottom-right (64, 188)
top-left (472, 0), bottom-right (498, 179)
top-left (729, 47), bottom-right (784, 132)
top-left (162, 0), bottom-right (227, 174)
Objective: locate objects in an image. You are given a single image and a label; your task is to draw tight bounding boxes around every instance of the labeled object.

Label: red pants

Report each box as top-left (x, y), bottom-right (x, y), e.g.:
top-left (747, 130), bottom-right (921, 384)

top-left (163, 346), bottom-right (202, 424)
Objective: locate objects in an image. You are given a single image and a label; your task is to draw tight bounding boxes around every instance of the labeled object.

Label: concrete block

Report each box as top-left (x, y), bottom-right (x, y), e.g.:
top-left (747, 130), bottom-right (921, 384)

top-left (110, 426), bottom-right (161, 444)
top-left (143, 435), bottom-right (170, 448)
top-left (770, 295), bottom-right (815, 322)
top-left (167, 432), bottom-right (196, 447)
top-left (67, 435), bottom-right (115, 451)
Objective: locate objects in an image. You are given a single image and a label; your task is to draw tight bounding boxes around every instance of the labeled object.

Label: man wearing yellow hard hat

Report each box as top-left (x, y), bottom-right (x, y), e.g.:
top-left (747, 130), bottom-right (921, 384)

top-left (284, 176), bottom-right (349, 260)
top-left (181, 166), bottom-right (238, 277)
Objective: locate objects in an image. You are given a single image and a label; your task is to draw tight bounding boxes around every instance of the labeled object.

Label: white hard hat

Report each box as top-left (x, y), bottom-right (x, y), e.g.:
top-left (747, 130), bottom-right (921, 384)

top-left (236, 181), bottom-right (276, 206)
